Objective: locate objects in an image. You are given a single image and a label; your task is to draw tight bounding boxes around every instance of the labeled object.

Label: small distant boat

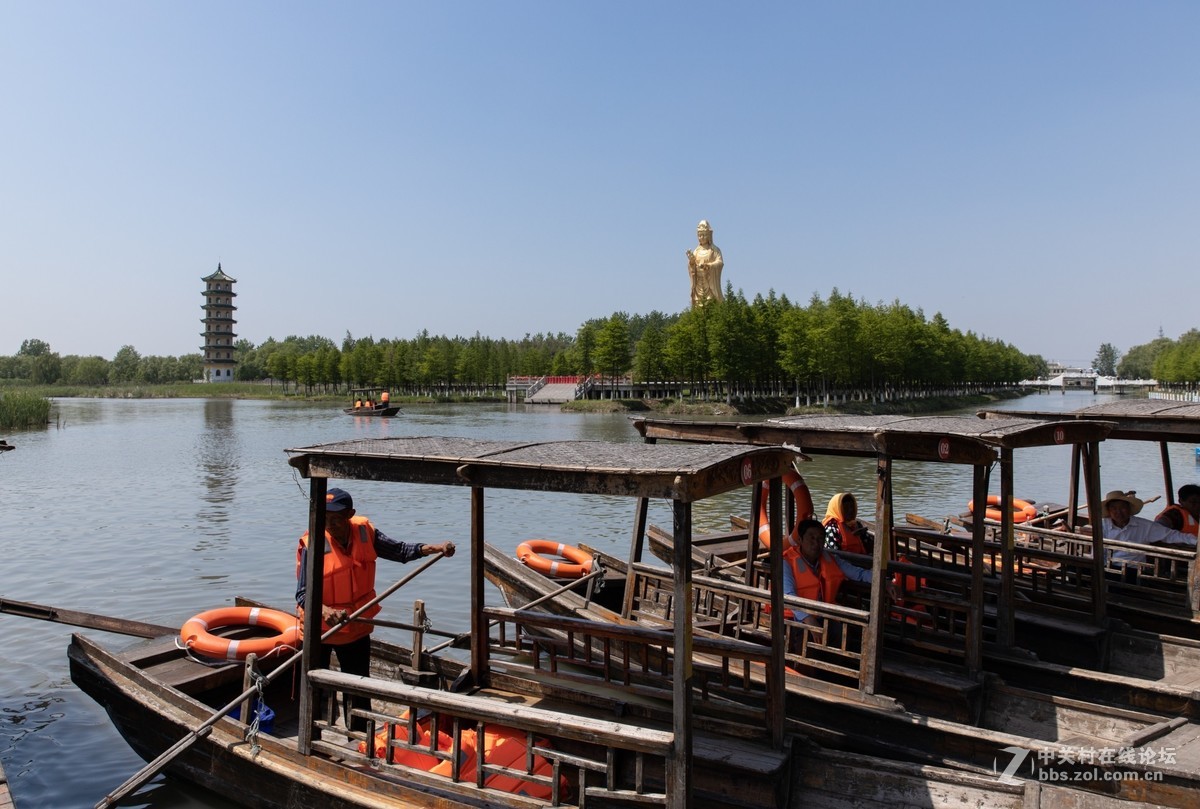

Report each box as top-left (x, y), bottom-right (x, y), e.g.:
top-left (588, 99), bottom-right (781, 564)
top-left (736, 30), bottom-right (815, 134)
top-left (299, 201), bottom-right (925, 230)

top-left (343, 403), bottom-right (400, 417)
top-left (344, 388), bottom-right (399, 417)
top-left (0, 440), bottom-right (13, 452)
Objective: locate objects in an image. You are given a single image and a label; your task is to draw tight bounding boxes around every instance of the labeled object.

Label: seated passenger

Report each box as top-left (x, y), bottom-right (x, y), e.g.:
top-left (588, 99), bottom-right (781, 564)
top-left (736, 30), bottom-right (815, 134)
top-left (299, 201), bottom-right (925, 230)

top-left (783, 518), bottom-right (897, 627)
top-left (823, 492), bottom-right (874, 555)
top-left (1102, 490), bottom-right (1196, 572)
top-left (1155, 484), bottom-right (1200, 537)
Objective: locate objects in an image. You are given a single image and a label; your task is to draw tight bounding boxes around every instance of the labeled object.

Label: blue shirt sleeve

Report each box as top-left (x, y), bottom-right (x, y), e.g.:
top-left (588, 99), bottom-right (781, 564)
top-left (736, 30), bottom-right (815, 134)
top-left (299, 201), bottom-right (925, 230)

top-left (836, 555), bottom-right (873, 583)
top-left (374, 528), bottom-right (425, 563)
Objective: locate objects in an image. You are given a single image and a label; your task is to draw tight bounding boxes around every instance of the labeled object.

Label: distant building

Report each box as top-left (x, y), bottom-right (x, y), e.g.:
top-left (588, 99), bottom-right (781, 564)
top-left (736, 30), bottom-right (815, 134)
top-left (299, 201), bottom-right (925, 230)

top-left (200, 264), bottom-right (238, 382)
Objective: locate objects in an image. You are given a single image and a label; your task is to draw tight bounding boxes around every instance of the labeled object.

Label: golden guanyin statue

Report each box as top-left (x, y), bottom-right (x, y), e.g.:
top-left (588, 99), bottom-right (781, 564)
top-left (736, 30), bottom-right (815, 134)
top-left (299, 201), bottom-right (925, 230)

top-left (687, 219), bottom-right (724, 308)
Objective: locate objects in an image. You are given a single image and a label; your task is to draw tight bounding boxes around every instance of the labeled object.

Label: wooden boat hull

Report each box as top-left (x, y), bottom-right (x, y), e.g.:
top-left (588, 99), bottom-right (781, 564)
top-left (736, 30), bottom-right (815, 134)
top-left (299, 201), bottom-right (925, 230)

top-left (651, 520), bottom-right (1200, 717)
top-left (484, 544), bottom-right (1200, 807)
top-left (68, 634), bottom-right (453, 809)
top-left (66, 610), bottom-right (793, 809)
top-left (343, 405), bottom-right (400, 417)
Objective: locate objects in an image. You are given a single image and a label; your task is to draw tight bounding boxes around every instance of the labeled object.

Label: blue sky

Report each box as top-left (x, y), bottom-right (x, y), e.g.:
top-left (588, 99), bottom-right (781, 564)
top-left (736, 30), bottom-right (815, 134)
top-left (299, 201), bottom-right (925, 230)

top-left (4, 2), bottom-right (1197, 369)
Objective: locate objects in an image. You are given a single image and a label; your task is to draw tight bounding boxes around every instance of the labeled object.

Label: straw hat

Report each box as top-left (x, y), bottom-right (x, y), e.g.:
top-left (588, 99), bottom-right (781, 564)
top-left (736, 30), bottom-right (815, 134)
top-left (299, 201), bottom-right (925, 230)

top-left (1101, 490), bottom-right (1144, 516)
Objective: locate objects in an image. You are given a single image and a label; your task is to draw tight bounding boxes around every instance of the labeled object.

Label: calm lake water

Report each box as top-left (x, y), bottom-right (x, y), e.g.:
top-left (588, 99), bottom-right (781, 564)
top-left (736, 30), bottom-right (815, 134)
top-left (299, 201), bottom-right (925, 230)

top-left (1, 392), bottom-right (1195, 808)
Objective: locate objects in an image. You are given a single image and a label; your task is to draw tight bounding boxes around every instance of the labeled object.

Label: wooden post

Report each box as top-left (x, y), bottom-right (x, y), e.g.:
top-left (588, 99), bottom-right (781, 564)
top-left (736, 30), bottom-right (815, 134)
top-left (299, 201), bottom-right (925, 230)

top-left (298, 476), bottom-right (328, 755)
top-left (1160, 442), bottom-right (1175, 506)
top-left (998, 448), bottom-right (1015, 647)
top-left (622, 497), bottom-right (650, 620)
top-left (969, 466), bottom-right (987, 673)
top-left (749, 482), bottom-right (765, 587)
top-left (1068, 444), bottom-right (1082, 532)
top-left (470, 486), bottom-right (488, 687)
top-left (669, 500), bottom-right (694, 809)
top-left (239, 653), bottom-right (258, 728)
top-left (967, 466), bottom-right (986, 673)
top-left (767, 477), bottom-right (785, 747)
top-left (864, 457), bottom-right (890, 695)
top-left (1083, 442), bottom-right (1107, 625)
top-left (411, 601), bottom-right (426, 670)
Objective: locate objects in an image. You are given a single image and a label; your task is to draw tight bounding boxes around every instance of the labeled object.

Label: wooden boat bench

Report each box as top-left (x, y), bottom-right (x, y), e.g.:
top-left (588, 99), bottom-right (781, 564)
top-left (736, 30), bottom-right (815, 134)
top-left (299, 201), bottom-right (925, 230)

top-left (1004, 608), bottom-right (1110, 670)
top-left (309, 669), bottom-right (702, 805)
top-left (879, 652), bottom-right (985, 724)
top-left (117, 634), bottom-right (243, 694)
top-left (310, 669), bottom-right (792, 781)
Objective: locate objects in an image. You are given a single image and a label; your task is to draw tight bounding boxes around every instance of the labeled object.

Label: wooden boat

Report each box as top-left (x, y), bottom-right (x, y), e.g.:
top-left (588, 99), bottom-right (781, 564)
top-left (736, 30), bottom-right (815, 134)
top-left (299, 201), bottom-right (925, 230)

top-left (643, 517), bottom-right (1200, 716)
top-left (343, 403), bottom-right (400, 417)
top-left (485, 542), bottom-right (1200, 807)
top-left (632, 413), bottom-right (1200, 651)
top-left (633, 412), bottom-right (1200, 670)
top-left (71, 434), bottom-right (931, 809)
top-left (343, 387), bottom-right (400, 417)
top-left (65, 432), bottom-right (1189, 808)
top-left (978, 400), bottom-right (1200, 636)
top-left (71, 594), bottom-right (1129, 809)
top-left (619, 415), bottom-right (1200, 797)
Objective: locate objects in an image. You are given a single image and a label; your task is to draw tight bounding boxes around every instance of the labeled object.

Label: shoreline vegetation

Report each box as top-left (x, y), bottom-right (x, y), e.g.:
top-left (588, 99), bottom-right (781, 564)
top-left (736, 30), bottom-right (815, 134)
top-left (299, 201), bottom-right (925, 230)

top-left (0, 390), bottom-right (52, 431)
top-left (0, 383), bottom-right (1032, 431)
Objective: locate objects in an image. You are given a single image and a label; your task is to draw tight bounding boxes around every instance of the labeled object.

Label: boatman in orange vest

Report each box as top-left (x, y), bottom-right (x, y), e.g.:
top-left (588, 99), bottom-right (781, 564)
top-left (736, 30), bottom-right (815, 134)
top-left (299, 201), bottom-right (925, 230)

top-left (1155, 484), bottom-right (1200, 537)
top-left (783, 518), bottom-right (897, 642)
top-left (296, 488), bottom-right (456, 731)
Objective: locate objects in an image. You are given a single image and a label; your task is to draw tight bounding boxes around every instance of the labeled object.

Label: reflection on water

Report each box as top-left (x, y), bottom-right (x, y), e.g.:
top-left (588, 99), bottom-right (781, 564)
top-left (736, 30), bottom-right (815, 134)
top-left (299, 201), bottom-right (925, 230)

top-left (1, 392), bottom-right (1195, 808)
top-left (195, 400), bottom-right (239, 546)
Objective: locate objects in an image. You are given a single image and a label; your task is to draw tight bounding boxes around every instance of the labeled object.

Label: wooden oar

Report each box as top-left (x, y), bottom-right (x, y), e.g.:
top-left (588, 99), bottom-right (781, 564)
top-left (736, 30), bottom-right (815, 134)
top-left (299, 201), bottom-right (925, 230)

top-left (95, 551), bottom-right (446, 809)
top-left (904, 513), bottom-right (950, 533)
top-left (0, 598), bottom-right (175, 638)
top-left (426, 564), bottom-right (607, 654)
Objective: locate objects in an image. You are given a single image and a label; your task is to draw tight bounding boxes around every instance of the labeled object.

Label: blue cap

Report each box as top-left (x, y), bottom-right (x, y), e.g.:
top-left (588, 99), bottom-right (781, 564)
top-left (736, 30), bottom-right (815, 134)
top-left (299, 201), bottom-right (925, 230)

top-left (324, 488), bottom-right (353, 512)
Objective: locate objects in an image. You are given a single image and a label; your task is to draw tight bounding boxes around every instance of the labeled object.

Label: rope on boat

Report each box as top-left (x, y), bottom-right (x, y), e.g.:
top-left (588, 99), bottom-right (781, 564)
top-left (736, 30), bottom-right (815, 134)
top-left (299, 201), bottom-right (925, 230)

top-left (245, 670), bottom-right (267, 757)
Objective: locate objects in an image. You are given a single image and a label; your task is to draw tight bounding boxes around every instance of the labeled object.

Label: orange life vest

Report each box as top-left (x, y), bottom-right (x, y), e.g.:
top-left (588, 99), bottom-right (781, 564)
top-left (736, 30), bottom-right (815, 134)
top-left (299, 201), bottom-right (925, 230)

top-left (784, 547), bottom-right (847, 605)
top-left (1156, 504), bottom-right (1199, 537)
top-left (823, 517), bottom-right (869, 555)
top-left (297, 516), bottom-right (380, 644)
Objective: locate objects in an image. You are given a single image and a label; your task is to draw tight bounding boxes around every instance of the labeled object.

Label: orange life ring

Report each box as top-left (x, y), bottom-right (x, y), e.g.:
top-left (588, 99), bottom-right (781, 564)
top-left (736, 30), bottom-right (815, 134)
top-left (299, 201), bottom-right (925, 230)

top-left (362, 721), bottom-right (566, 800)
top-left (967, 495), bottom-right (1038, 524)
top-left (757, 470), bottom-right (814, 549)
top-left (180, 607), bottom-right (301, 660)
top-left (516, 540), bottom-right (593, 579)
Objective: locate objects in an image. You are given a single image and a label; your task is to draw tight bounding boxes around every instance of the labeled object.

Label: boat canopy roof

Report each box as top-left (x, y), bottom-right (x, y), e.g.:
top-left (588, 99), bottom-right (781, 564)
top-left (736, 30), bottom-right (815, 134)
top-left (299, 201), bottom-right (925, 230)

top-left (286, 435), bottom-right (800, 502)
top-left (632, 413), bottom-right (1113, 465)
top-left (979, 400), bottom-right (1200, 443)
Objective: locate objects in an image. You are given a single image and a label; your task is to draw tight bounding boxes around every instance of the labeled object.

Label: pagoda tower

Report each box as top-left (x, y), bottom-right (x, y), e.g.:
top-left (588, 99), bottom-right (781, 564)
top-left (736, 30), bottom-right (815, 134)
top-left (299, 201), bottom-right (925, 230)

top-left (200, 264), bottom-right (238, 382)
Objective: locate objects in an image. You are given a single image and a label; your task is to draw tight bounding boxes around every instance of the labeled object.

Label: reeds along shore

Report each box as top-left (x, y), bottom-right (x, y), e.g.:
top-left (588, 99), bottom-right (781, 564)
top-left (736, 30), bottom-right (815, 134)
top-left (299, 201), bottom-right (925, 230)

top-left (0, 390), bottom-right (50, 430)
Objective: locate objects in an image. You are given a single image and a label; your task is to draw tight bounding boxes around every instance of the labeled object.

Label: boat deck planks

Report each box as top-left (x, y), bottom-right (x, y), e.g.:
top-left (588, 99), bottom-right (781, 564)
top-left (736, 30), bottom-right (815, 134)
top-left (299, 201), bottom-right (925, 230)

top-left (1159, 723), bottom-right (1200, 770)
top-left (0, 759), bottom-right (13, 809)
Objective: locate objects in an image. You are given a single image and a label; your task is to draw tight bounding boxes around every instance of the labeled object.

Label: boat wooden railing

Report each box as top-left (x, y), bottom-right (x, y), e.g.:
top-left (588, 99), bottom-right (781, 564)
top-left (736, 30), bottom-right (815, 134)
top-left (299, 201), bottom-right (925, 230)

top-left (895, 522), bottom-right (1198, 617)
top-left (309, 669), bottom-right (672, 807)
top-left (633, 562), bottom-right (871, 690)
top-left (483, 606), bottom-right (776, 734)
top-left (627, 551), bottom-right (996, 694)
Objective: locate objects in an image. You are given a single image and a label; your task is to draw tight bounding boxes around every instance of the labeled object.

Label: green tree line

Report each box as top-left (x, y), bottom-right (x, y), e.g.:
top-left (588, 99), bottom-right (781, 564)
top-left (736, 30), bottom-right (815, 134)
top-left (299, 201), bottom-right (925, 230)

top-left (1115, 329), bottom-right (1200, 384)
top-left (1, 289), bottom-right (1049, 395)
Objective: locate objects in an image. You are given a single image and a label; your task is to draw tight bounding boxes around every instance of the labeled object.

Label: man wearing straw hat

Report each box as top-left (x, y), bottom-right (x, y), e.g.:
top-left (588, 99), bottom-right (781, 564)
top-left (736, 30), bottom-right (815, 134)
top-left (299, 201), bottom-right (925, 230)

top-left (1101, 490), bottom-right (1196, 573)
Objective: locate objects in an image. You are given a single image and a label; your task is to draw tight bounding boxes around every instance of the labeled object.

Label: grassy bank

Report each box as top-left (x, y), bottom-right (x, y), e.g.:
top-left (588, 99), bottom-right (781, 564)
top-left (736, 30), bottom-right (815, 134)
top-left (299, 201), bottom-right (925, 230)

top-left (562, 390), bottom-right (1027, 417)
top-left (2, 381), bottom-right (1024, 419)
top-left (0, 382), bottom-right (506, 404)
top-left (0, 391), bottom-right (52, 430)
